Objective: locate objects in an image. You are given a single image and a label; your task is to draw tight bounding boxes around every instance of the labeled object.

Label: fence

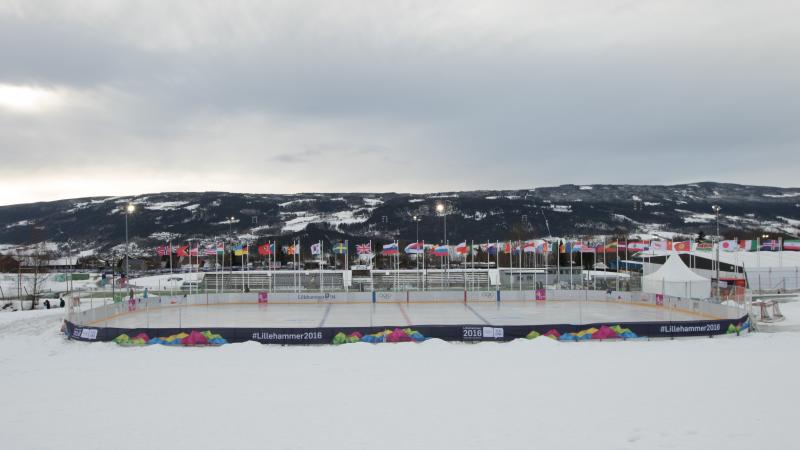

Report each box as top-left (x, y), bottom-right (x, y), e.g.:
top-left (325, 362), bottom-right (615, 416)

top-left (125, 269), bottom-right (643, 294)
top-left (745, 267), bottom-right (800, 292)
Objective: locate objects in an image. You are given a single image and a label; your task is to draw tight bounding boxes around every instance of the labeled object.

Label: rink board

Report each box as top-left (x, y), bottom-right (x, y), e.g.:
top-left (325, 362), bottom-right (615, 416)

top-left (64, 293), bottom-right (750, 344)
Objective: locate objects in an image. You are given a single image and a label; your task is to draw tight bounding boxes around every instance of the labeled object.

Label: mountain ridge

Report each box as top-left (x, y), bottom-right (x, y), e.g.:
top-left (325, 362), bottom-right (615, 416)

top-left (1, 183), bottom-right (798, 254)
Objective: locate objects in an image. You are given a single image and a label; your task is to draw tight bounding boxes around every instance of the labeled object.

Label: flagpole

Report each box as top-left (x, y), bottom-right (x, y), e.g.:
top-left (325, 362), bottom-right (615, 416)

top-left (494, 240), bottom-right (498, 290)
top-left (544, 240), bottom-right (548, 289)
top-left (272, 241), bottom-right (276, 292)
top-left (486, 240), bottom-right (490, 291)
top-left (369, 240), bottom-right (374, 292)
top-left (396, 240), bottom-right (400, 292)
top-left (580, 242), bottom-right (584, 289)
top-left (266, 240), bottom-right (270, 293)
top-left (512, 241), bottom-right (516, 290)
top-left (518, 240), bottom-right (522, 291)
top-left (472, 240), bottom-right (475, 291)
top-left (603, 236), bottom-right (607, 287)
top-left (320, 240), bottom-right (324, 293)
top-left (188, 240), bottom-right (193, 296)
top-left (615, 239), bottom-right (620, 292)
top-left (417, 239), bottom-right (426, 291)
top-left (569, 242), bottom-right (574, 289)
top-left (757, 237), bottom-right (761, 272)
top-left (556, 240), bottom-right (561, 289)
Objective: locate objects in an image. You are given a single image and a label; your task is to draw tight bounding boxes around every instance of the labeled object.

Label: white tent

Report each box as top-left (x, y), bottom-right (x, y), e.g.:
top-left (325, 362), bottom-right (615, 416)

top-left (642, 254), bottom-right (711, 299)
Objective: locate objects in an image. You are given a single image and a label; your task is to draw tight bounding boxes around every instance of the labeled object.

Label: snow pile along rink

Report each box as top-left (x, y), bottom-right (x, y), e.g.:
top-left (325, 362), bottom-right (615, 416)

top-left (0, 306), bottom-right (797, 450)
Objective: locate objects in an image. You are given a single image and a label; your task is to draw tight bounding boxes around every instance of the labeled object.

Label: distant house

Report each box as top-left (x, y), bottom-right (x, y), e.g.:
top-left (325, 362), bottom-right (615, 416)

top-left (0, 255), bottom-right (20, 272)
top-left (14, 255), bottom-right (78, 271)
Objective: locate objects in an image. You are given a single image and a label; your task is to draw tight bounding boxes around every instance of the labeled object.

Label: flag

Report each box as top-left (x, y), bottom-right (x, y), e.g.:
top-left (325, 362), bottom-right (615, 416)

top-left (522, 240), bottom-right (536, 253)
top-left (760, 240), bottom-right (779, 251)
top-left (570, 242), bottom-right (583, 253)
top-left (177, 245), bottom-right (189, 257)
top-left (404, 242), bottom-right (424, 254)
top-left (536, 241), bottom-right (550, 254)
top-left (432, 245), bottom-right (448, 256)
top-left (487, 243), bottom-right (498, 255)
top-left (286, 244), bottom-right (298, 255)
top-left (784, 240), bottom-right (800, 251)
top-left (696, 242), bottom-right (713, 251)
top-left (720, 240), bottom-right (739, 251)
top-left (257, 243), bottom-right (274, 256)
top-left (156, 245), bottom-right (169, 256)
top-left (332, 242), bottom-right (347, 254)
top-left (503, 242), bottom-right (513, 254)
top-left (310, 243), bottom-right (321, 255)
top-left (382, 243), bottom-right (399, 255)
top-left (673, 241), bottom-right (691, 252)
top-left (650, 240), bottom-right (670, 251)
top-left (234, 244), bottom-right (249, 256)
top-left (356, 243), bottom-right (372, 255)
top-left (628, 241), bottom-right (649, 252)
top-left (189, 245), bottom-right (199, 257)
top-left (204, 244), bottom-right (218, 256)
top-left (455, 242), bottom-right (468, 254)
top-left (739, 240), bottom-right (758, 251)
top-left (558, 241), bottom-right (566, 254)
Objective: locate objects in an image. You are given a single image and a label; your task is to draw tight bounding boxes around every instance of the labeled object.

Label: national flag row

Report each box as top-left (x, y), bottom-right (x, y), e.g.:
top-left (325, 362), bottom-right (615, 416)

top-left (155, 241), bottom-right (364, 257)
top-left (156, 238), bottom-right (800, 257)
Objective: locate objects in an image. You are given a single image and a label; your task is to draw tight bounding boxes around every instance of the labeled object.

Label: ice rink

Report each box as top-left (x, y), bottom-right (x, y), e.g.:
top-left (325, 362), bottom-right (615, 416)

top-left (95, 299), bottom-right (711, 329)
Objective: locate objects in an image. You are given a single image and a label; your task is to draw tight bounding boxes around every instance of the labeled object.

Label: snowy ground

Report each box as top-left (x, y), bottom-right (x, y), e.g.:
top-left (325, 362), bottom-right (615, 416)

top-left (1, 302), bottom-right (798, 450)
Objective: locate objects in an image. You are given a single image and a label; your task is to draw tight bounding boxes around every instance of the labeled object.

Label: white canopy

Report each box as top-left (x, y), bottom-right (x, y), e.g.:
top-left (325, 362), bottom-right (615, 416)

top-left (642, 254), bottom-right (711, 299)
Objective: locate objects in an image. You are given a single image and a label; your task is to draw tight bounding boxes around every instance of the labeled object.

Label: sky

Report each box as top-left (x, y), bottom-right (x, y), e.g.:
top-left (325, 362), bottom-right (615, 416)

top-left (0, 0), bottom-right (798, 206)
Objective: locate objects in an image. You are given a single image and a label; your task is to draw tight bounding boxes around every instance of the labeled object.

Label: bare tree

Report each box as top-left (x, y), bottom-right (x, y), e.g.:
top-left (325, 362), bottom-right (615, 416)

top-left (22, 243), bottom-right (53, 310)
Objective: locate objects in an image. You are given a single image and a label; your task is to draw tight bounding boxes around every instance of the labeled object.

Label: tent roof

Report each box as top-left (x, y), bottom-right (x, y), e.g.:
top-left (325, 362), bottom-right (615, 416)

top-left (642, 254), bottom-right (709, 282)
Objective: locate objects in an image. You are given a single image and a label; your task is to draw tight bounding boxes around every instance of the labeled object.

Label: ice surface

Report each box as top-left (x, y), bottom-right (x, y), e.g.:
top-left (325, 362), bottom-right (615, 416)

top-left (98, 299), bottom-right (710, 329)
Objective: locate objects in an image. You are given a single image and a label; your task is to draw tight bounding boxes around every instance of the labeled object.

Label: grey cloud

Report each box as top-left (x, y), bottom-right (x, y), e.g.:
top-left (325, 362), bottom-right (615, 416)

top-left (0, 0), bottom-right (798, 205)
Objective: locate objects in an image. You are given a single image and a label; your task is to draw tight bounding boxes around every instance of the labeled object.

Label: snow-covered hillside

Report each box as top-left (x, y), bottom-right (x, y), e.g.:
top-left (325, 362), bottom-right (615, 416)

top-left (0, 183), bottom-right (798, 254)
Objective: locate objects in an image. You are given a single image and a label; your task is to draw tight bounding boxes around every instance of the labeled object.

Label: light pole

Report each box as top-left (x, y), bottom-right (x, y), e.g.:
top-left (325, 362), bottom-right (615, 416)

top-left (436, 203), bottom-right (446, 244)
top-left (436, 203), bottom-right (447, 276)
top-left (124, 204), bottom-right (135, 279)
top-left (712, 204), bottom-right (721, 299)
top-left (413, 215), bottom-right (421, 245)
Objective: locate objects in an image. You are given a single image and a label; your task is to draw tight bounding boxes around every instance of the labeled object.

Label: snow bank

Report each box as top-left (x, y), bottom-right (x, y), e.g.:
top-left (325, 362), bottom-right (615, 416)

top-left (0, 305), bottom-right (797, 449)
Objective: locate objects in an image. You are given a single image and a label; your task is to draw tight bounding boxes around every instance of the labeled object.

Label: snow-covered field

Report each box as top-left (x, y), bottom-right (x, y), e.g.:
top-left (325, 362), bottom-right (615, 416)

top-left (1, 302), bottom-right (798, 450)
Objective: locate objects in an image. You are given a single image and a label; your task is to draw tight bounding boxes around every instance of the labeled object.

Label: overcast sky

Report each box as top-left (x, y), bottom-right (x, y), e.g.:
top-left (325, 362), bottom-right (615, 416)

top-left (0, 0), bottom-right (798, 205)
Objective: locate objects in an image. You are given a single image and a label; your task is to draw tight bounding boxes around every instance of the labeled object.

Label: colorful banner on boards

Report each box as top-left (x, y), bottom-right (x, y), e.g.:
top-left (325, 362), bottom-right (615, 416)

top-left (65, 316), bottom-right (750, 346)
